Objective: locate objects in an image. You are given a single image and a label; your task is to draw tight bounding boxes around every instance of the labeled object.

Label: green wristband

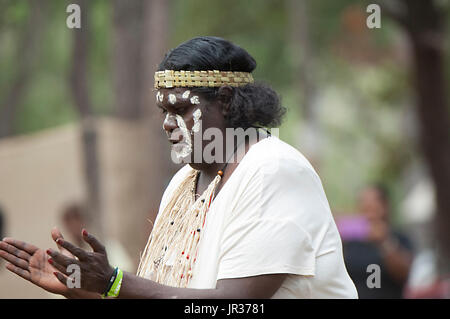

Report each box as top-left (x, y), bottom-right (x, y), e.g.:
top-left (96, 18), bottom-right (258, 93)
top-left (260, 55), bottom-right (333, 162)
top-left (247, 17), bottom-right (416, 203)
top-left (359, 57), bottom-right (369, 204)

top-left (102, 268), bottom-right (123, 298)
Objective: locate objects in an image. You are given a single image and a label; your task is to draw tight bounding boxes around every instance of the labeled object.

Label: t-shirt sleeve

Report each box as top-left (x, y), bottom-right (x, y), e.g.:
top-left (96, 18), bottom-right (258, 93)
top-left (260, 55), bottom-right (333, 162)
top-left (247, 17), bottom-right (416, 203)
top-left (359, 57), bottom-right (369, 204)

top-left (216, 158), bottom-right (323, 280)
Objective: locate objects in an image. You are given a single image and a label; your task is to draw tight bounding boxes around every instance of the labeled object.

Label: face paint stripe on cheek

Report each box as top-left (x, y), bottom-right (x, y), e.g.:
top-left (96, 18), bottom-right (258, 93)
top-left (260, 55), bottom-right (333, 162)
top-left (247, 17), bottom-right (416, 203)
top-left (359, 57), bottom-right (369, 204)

top-left (192, 108), bottom-right (202, 133)
top-left (173, 114), bottom-right (193, 159)
top-left (162, 113), bottom-right (169, 131)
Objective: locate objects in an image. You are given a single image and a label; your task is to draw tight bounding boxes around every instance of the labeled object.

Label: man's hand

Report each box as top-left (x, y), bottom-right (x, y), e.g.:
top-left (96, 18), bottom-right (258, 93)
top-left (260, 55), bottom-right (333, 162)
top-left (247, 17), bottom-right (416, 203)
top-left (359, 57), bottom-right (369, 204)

top-left (48, 229), bottom-right (114, 295)
top-left (367, 219), bottom-right (389, 243)
top-left (0, 228), bottom-right (80, 297)
top-left (0, 228), bottom-right (101, 298)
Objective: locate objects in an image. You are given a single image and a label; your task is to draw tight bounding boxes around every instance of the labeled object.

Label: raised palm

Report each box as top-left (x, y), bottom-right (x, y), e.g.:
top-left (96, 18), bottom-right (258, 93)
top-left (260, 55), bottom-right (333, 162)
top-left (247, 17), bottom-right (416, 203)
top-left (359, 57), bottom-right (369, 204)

top-left (0, 228), bottom-right (89, 297)
top-left (25, 245), bottom-right (70, 295)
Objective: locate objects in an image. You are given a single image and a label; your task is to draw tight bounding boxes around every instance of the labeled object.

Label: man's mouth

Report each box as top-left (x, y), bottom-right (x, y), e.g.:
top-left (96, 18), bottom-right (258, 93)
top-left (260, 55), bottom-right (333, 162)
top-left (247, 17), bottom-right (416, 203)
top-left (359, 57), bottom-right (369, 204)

top-left (169, 138), bottom-right (181, 145)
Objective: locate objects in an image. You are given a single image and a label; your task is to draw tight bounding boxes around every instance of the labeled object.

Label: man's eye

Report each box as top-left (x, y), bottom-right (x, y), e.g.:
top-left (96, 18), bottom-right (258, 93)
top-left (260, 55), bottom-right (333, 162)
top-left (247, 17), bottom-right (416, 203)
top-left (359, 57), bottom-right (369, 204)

top-left (177, 107), bottom-right (188, 115)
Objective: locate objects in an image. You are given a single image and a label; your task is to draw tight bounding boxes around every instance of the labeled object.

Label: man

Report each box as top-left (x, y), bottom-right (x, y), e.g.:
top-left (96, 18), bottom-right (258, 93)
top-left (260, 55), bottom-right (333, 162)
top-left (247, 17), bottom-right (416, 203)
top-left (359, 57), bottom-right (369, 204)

top-left (0, 37), bottom-right (357, 298)
top-left (60, 203), bottom-right (87, 249)
top-left (341, 184), bottom-right (413, 298)
top-left (59, 202), bottom-right (133, 273)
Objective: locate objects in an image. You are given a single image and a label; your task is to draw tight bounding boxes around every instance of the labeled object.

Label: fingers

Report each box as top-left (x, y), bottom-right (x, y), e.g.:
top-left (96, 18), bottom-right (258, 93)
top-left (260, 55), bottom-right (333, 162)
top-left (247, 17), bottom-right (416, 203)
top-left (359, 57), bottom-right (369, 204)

top-left (54, 238), bottom-right (88, 261)
top-left (51, 227), bottom-right (77, 259)
top-left (47, 249), bottom-right (78, 268)
top-left (0, 240), bottom-right (31, 272)
top-left (5, 262), bottom-right (31, 281)
top-left (0, 240), bottom-right (31, 261)
top-left (49, 257), bottom-right (71, 276)
top-left (53, 271), bottom-right (79, 289)
top-left (51, 227), bottom-right (65, 252)
top-left (53, 270), bottom-right (78, 289)
top-left (53, 271), bottom-right (69, 287)
top-left (0, 249), bottom-right (29, 270)
top-left (82, 229), bottom-right (106, 254)
top-left (51, 227), bottom-right (64, 242)
top-left (2, 238), bottom-right (38, 255)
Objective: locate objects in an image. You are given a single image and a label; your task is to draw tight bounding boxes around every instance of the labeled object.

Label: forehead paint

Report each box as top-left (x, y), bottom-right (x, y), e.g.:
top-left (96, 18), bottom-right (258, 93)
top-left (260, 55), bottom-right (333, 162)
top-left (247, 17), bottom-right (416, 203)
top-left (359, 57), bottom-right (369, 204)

top-left (156, 91), bottom-right (164, 103)
top-left (190, 96), bottom-right (200, 105)
top-left (168, 94), bottom-right (177, 105)
top-left (182, 90), bottom-right (190, 99)
top-left (191, 108), bottom-right (202, 133)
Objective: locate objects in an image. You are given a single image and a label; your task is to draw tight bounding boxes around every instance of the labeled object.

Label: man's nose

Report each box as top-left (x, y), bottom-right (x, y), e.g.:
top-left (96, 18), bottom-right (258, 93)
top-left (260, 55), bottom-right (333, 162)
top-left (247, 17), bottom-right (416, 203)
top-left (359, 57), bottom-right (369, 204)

top-left (163, 113), bottom-right (178, 133)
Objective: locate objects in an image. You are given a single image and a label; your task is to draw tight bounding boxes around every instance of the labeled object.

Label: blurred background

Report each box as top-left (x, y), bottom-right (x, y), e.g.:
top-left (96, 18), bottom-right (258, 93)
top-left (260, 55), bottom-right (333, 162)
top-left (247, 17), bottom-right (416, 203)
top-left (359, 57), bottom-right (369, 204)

top-left (0, 0), bottom-right (449, 298)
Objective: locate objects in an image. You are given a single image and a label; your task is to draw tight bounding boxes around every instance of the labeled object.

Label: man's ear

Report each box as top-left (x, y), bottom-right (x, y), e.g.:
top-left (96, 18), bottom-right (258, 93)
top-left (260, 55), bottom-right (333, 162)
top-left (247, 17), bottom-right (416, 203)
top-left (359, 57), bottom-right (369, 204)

top-left (217, 86), bottom-right (233, 116)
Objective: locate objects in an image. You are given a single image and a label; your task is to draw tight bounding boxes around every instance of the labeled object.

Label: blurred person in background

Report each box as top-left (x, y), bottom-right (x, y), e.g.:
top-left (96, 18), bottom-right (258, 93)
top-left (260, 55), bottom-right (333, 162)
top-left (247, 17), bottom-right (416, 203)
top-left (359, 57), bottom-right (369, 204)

top-left (339, 184), bottom-right (414, 298)
top-left (61, 203), bottom-right (86, 249)
top-left (59, 202), bottom-right (133, 274)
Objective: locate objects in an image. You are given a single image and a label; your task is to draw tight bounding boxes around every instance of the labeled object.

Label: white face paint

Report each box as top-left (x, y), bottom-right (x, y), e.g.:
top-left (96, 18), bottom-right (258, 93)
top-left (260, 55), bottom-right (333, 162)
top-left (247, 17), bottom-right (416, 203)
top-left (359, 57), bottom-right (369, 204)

top-left (163, 113), bottom-right (170, 131)
top-left (172, 114), bottom-right (192, 159)
top-left (182, 90), bottom-right (190, 99)
top-left (190, 95), bottom-right (200, 105)
top-left (164, 92), bottom-right (201, 161)
top-left (192, 108), bottom-right (202, 133)
top-left (168, 93), bottom-right (177, 105)
top-left (156, 91), bottom-right (164, 103)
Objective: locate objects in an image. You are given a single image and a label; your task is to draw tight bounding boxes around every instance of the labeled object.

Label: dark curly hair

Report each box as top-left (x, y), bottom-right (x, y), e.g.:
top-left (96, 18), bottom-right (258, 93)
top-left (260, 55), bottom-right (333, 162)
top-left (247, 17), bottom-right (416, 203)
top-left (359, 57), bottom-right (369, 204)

top-left (158, 36), bottom-right (286, 129)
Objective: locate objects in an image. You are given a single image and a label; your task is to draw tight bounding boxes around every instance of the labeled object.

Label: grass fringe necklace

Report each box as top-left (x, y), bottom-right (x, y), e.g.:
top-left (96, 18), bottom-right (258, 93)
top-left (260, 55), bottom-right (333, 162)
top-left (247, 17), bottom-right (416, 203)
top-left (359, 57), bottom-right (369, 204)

top-left (137, 135), bottom-right (248, 287)
top-left (136, 168), bottom-right (222, 287)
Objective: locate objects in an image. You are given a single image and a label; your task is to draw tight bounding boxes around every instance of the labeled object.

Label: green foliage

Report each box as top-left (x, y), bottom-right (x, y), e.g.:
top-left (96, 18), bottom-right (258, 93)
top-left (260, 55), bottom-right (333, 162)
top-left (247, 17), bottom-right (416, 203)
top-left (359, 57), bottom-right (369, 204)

top-left (1, 0), bottom-right (114, 135)
top-left (1, 0), bottom-right (448, 220)
top-left (0, 0), bottom-right (30, 27)
top-left (170, 0), bottom-right (293, 89)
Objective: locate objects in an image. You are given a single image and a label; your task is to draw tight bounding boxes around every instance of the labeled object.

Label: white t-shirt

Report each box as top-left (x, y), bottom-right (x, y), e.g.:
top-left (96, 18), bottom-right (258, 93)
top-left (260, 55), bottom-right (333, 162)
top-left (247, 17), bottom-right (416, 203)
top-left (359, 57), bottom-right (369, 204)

top-left (155, 136), bottom-right (358, 298)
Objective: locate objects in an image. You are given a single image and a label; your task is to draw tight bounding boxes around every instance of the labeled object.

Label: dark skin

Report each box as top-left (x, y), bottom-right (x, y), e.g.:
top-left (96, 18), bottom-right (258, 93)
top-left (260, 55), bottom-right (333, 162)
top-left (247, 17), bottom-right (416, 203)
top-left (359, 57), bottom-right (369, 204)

top-left (0, 228), bottom-right (100, 298)
top-left (0, 86), bottom-right (286, 298)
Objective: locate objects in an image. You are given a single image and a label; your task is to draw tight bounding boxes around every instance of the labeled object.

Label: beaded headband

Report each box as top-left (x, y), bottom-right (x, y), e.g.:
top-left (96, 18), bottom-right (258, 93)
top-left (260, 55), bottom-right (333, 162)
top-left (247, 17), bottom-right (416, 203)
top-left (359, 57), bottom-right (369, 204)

top-left (154, 70), bottom-right (254, 89)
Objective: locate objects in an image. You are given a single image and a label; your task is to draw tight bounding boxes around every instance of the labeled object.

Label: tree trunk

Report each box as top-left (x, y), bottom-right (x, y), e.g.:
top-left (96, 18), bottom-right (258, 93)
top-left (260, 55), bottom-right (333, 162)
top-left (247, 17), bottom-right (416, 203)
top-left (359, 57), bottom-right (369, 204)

top-left (111, 0), bottom-right (174, 267)
top-left (69, 0), bottom-right (103, 238)
top-left (288, 0), bottom-right (321, 165)
top-left (140, 0), bottom-right (176, 224)
top-left (410, 36), bottom-right (450, 276)
top-left (112, 0), bottom-right (145, 120)
top-left (390, 0), bottom-right (450, 276)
